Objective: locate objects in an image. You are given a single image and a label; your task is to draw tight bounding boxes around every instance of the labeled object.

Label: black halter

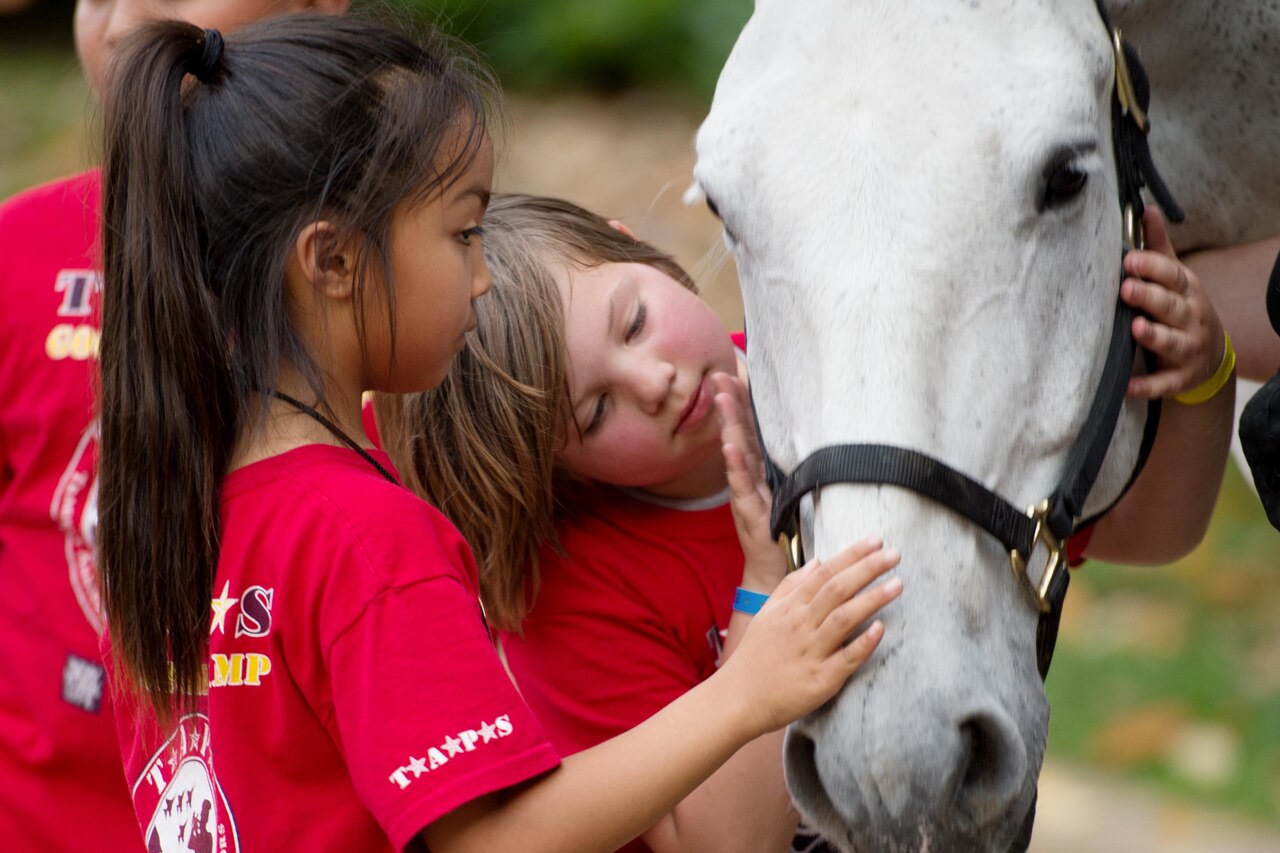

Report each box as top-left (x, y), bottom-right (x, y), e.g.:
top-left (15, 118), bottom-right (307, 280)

top-left (753, 4), bottom-right (1183, 681)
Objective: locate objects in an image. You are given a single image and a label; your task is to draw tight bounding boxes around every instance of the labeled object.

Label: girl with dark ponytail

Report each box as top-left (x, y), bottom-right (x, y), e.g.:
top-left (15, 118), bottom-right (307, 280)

top-left (99, 14), bottom-right (901, 853)
top-left (0, 2), bottom-right (344, 849)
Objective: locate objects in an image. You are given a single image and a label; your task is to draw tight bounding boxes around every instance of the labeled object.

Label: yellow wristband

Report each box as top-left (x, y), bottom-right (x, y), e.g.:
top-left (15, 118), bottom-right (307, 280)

top-left (1174, 333), bottom-right (1236, 405)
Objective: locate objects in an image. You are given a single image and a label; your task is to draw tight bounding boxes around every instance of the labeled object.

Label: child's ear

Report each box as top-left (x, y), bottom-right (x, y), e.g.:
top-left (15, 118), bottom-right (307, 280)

top-left (289, 221), bottom-right (358, 302)
top-left (607, 219), bottom-right (638, 241)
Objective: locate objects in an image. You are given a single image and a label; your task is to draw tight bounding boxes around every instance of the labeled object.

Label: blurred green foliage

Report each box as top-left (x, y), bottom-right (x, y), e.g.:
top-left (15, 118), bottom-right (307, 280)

top-left (1048, 463), bottom-right (1280, 824)
top-left (403, 0), bottom-right (751, 100)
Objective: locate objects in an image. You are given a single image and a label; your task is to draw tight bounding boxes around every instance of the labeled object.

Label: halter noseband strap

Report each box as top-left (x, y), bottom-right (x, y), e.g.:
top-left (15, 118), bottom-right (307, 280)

top-left (754, 14), bottom-right (1181, 682)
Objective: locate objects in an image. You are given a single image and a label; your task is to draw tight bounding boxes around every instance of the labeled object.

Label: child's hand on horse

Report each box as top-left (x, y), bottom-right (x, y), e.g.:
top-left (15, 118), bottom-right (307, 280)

top-left (1121, 207), bottom-right (1229, 400)
top-left (719, 539), bottom-right (901, 736)
top-left (712, 371), bottom-right (789, 592)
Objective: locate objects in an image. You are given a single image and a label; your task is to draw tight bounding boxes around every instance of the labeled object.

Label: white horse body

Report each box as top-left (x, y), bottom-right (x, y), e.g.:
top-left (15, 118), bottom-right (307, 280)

top-left (1111, 0), bottom-right (1280, 250)
top-left (692, 0), bottom-right (1255, 850)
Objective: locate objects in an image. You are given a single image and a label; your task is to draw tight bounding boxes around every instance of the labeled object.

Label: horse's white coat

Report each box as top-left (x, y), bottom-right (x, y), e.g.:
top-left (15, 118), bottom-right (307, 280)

top-left (695, 0), bottom-right (1179, 849)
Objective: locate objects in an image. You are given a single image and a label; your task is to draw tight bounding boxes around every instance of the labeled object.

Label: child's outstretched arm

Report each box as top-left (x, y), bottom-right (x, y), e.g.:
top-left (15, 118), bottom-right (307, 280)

top-left (1086, 208), bottom-right (1235, 563)
top-left (422, 543), bottom-right (901, 853)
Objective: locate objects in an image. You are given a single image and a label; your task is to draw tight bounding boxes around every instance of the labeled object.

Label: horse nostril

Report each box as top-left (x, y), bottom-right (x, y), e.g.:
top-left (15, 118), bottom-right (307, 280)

top-left (783, 726), bottom-right (861, 835)
top-left (953, 710), bottom-right (1028, 827)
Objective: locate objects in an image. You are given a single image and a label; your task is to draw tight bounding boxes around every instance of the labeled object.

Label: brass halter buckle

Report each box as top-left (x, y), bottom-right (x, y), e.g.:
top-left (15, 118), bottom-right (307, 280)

top-left (1112, 28), bottom-right (1148, 133)
top-left (778, 530), bottom-right (804, 574)
top-left (1124, 203), bottom-right (1146, 251)
top-left (1009, 499), bottom-right (1065, 614)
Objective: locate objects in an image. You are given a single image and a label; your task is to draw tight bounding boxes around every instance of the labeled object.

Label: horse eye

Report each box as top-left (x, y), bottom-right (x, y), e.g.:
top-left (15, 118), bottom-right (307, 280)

top-left (704, 194), bottom-right (742, 246)
top-left (1044, 164), bottom-right (1088, 209)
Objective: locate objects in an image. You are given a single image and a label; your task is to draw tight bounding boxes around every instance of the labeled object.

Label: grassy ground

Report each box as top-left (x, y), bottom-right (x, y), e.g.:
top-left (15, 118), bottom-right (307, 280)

top-left (1048, 463), bottom-right (1280, 825)
top-left (5, 41), bottom-right (1277, 828)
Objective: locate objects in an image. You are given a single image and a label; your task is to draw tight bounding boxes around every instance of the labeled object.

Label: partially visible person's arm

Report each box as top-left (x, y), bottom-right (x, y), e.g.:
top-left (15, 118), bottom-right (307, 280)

top-left (1184, 235), bottom-right (1280, 380)
top-left (1088, 210), bottom-right (1234, 563)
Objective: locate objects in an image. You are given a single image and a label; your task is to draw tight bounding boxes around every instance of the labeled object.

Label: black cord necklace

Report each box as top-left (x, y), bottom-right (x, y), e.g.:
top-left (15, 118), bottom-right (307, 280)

top-left (271, 391), bottom-right (398, 485)
top-left (271, 389), bottom-right (494, 638)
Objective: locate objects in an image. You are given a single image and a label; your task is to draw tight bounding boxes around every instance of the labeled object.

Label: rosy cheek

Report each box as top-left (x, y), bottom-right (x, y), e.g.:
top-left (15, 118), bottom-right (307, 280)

top-left (588, 422), bottom-right (658, 474)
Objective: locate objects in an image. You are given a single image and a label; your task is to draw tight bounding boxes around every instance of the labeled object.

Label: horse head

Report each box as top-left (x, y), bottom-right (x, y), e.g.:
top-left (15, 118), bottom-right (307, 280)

top-left (695, 1), bottom-right (1155, 849)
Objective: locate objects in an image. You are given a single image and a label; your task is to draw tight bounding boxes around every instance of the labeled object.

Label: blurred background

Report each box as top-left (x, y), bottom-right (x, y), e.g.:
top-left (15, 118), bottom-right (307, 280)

top-left (2, 1), bottom-right (1276, 849)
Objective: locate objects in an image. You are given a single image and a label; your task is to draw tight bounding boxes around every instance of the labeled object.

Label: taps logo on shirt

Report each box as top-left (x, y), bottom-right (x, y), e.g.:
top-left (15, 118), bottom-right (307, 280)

top-left (389, 714), bottom-right (515, 790)
top-left (50, 423), bottom-right (103, 632)
top-left (54, 268), bottom-right (99, 317)
top-left (47, 269), bottom-right (101, 361)
top-left (209, 582), bottom-right (276, 688)
top-left (132, 713), bottom-right (240, 853)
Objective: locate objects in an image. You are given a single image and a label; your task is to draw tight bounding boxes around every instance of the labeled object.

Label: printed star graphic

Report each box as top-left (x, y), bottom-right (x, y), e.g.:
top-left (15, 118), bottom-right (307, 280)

top-left (210, 581), bottom-right (239, 635)
top-left (478, 721), bottom-right (498, 743)
top-left (442, 735), bottom-right (464, 757)
top-left (407, 756), bottom-right (429, 778)
top-left (190, 726), bottom-right (202, 752)
top-left (167, 748), bottom-right (179, 773)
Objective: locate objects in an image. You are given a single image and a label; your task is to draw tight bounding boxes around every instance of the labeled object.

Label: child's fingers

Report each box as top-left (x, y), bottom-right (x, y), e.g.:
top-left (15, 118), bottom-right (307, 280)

top-left (1140, 206), bottom-right (1175, 258)
top-left (713, 375), bottom-right (770, 485)
top-left (1122, 277), bottom-right (1190, 329)
top-left (723, 442), bottom-right (769, 517)
top-left (822, 537), bottom-right (886, 572)
top-left (772, 538), bottom-right (885, 603)
top-left (732, 379), bottom-right (768, 484)
top-left (1128, 369), bottom-right (1192, 400)
top-left (721, 441), bottom-right (754, 495)
top-left (804, 547), bottom-right (900, 623)
top-left (713, 384), bottom-right (751, 447)
top-left (837, 620), bottom-right (885, 670)
top-left (717, 395), bottom-right (767, 492)
top-left (816, 574), bottom-right (902, 652)
top-left (1124, 250), bottom-right (1188, 295)
top-left (1132, 315), bottom-right (1194, 366)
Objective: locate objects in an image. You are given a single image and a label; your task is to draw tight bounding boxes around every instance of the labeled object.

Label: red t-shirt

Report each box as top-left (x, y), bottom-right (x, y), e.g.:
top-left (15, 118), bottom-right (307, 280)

top-left (113, 446), bottom-right (560, 852)
top-left (0, 171), bottom-right (139, 850)
top-left (502, 486), bottom-right (741, 853)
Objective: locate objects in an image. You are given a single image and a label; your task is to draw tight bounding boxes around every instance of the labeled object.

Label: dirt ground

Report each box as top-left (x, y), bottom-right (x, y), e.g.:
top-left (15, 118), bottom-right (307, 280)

top-left (498, 94), bottom-right (1280, 853)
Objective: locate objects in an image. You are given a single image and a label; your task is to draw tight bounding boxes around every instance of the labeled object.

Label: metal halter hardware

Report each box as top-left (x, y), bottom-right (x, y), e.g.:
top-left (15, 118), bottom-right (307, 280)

top-left (757, 17), bottom-right (1181, 680)
top-left (1009, 501), bottom-right (1063, 615)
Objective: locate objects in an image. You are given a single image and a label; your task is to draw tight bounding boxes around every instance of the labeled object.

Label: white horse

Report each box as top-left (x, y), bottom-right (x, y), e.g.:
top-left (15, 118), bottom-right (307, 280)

top-left (694, 0), bottom-right (1277, 850)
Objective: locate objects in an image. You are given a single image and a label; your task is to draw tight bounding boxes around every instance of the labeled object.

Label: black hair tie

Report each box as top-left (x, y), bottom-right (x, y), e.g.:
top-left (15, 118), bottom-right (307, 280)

top-left (190, 28), bottom-right (224, 83)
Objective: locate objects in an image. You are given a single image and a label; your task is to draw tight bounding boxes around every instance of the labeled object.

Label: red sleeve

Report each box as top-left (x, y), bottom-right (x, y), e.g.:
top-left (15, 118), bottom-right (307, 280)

top-left (328, 576), bottom-right (559, 848)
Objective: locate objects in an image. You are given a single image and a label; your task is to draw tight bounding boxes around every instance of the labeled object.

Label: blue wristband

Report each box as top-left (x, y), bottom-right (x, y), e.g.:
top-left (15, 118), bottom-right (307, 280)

top-left (732, 587), bottom-right (769, 615)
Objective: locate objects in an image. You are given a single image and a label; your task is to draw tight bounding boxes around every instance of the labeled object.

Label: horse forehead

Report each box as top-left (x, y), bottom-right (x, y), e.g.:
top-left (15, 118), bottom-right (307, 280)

top-left (699, 0), bottom-right (1111, 173)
